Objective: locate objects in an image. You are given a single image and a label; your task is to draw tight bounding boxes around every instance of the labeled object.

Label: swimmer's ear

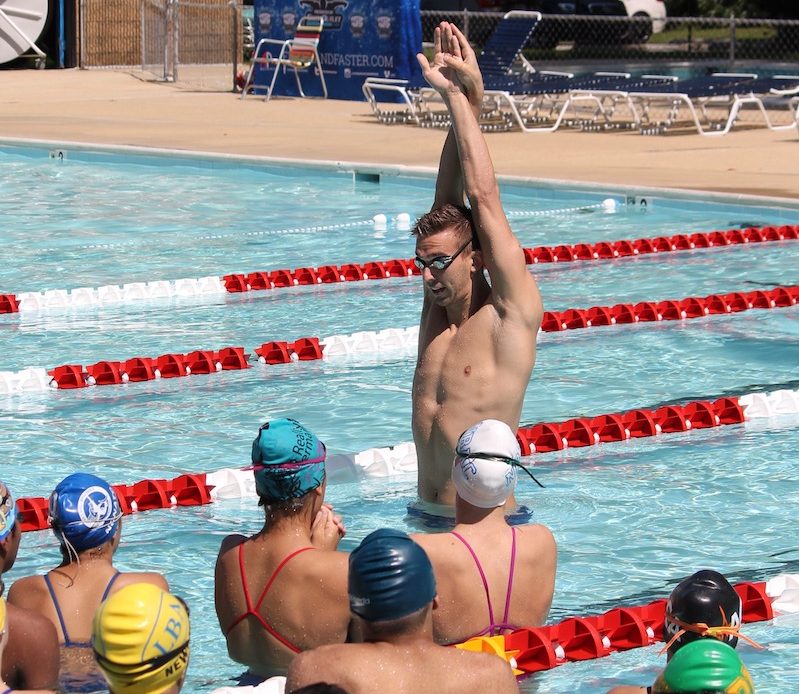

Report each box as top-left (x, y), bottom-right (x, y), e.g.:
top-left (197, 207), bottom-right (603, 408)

top-left (470, 248), bottom-right (483, 272)
top-left (432, 595), bottom-right (440, 611)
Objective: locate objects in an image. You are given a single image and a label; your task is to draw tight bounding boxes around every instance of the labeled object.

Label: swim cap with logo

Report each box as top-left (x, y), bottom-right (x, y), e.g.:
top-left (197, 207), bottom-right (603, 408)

top-left (652, 639), bottom-right (754, 693)
top-left (93, 583), bottom-right (190, 694)
top-left (49, 473), bottom-right (122, 553)
top-left (452, 420), bottom-right (520, 508)
top-left (251, 418), bottom-right (326, 501)
top-left (0, 481), bottom-right (17, 543)
top-left (349, 529), bottom-right (436, 623)
top-left (663, 569), bottom-right (743, 656)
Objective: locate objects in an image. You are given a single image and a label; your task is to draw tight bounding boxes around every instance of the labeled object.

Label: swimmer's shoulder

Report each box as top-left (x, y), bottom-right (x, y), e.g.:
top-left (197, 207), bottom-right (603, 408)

top-left (7, 573), bottom-right (47, 608)
top-left (286, 643), bottom-right (356, 691)
top-left (217, 532), bottom-right (249, 557)
top-left (516, 523), bottom-right (557, 567)
top-left (114, 570), bottom-right (169, 592)
top-left (450, 648), bottom-right (517, 694)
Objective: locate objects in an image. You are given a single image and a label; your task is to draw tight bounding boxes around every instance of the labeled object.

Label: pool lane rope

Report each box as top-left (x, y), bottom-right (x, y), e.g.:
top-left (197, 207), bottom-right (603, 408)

top-left (30, 202), bottom-right (607, 255)
top-left (1, 224), bottom-right (795, 316)
top-left (0, 284), bottom-right (795, 396)
top-left (12, 385), bottom-right (799, 533)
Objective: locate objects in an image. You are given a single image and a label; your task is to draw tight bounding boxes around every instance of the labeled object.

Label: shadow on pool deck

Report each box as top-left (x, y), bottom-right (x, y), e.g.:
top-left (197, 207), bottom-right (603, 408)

top-left (1, 66), bottom-right (798, 201)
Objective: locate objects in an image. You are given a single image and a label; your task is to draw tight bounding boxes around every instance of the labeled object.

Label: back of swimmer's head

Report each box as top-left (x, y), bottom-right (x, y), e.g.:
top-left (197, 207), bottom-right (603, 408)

top-left (49, 472), bottom-right (122, 555)
top-left (348, 529), bottom-right (436, 626)
top-left (250, 418), bottom-right (327, 505)
top-left (664, 569), bottom-right (742, 657)
top-left (93, 582), bottom-right (190, 694)
top-left (452, 419), bottom-right (520, 508)
top-left (652, 639), bottom-right (754, 693)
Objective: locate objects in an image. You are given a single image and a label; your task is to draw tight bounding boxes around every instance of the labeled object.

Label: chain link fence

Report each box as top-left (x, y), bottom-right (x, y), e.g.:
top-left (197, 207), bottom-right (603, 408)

top-left (80, 0), bottom-right (242, 87)
top-left (421, 11), bottom-right (799, 72)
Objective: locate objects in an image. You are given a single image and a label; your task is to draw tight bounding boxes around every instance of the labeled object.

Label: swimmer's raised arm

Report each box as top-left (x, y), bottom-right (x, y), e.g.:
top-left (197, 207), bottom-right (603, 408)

top-left (424, 24), bottom-right (542, 324)
top-left (421, 23), bottom-right (484, 211)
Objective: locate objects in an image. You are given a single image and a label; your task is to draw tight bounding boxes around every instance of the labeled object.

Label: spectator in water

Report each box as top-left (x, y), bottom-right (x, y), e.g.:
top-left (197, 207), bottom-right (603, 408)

top-left (0, 480), bottom-right (59, 691)
top-left (215, 418), bottom-right (349, 680)
top-left (413, 419), bottom-right (556, 644)
top-left (285, 529), bottom-right (518, 694)
top-left (9, 473), bottom-right (168, 691)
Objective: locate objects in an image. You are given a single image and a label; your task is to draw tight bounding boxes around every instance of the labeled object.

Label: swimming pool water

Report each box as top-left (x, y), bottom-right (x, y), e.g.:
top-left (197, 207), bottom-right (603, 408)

top-left (1, 142), bottom-right (798, 693)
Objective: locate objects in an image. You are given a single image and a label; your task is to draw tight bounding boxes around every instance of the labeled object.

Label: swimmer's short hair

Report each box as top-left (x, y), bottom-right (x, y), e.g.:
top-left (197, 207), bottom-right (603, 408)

top-left (356, 604), bottom-right (430, 638)
top-left (412, 204), bottom-right (479, 250)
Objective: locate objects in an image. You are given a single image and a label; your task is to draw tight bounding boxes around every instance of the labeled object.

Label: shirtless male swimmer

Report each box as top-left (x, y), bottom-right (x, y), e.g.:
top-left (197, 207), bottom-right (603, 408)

top-left (410, 22), bottom-right (543, 522)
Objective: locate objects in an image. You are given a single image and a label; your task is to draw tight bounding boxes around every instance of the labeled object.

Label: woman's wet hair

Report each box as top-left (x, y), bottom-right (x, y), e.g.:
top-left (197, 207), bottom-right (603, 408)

top-left (412, 204), bottom-right (479, 249)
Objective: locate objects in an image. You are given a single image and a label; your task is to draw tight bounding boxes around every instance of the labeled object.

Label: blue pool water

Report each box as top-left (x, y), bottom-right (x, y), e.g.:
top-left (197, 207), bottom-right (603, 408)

top-left (1, 143), bottom-right (798, 693)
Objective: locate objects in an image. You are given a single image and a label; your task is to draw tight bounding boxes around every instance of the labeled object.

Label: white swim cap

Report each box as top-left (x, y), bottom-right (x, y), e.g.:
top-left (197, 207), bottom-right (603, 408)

top-left (452, 420), bottom-right (520, 508)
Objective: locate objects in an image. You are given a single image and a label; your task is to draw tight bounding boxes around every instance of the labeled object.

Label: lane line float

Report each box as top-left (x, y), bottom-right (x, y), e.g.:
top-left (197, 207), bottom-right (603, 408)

top-left (1, 224), bottom-right (795, 316)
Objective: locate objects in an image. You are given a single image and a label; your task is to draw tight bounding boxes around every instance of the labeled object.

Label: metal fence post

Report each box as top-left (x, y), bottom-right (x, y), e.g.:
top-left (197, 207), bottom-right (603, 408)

top-left (140, 0), bottom-right (145, 71)
top-left (230, 0), bottom-right (238, 92)
top-left (79, 0), bottom-right (86, 66)
top-left (462, 9), bottom-right (469, 42)
top-left (729, 13), bottom-right (736, 67)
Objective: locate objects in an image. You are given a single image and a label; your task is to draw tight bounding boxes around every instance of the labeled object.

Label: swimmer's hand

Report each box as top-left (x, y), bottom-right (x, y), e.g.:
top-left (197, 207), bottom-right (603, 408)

top-left (311, 504), bottom-right (346, 550)
top-left (417, 22), bottom-right (483, 109)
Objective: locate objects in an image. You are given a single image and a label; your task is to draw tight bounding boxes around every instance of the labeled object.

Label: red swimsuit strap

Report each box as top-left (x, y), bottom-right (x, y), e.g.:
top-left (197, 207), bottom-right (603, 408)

top-left (224, 543), bottom-right (315, 653)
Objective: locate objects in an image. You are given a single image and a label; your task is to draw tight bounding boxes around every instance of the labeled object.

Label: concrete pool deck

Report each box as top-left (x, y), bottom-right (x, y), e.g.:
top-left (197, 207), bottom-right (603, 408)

top-left (2, 67), bottom-right (799, 200)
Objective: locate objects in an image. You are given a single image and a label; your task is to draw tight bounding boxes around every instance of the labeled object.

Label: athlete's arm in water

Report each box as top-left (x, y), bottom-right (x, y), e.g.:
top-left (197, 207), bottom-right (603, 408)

top-left (420, 24), bottom-right (543, 326)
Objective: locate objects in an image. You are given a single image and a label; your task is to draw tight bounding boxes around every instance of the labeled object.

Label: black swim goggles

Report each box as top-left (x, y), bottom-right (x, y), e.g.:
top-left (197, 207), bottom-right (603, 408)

top-left (414, 238), bottom-right (472, 272)
top-left (456, 450), bottom-right (545, 488)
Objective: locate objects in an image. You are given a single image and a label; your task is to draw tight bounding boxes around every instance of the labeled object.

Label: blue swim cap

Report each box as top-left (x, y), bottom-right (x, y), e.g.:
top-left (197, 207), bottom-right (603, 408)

top-left (48, 473), bottom-right (122, 553)
top-left (251, 418), bottom-right (326, 501)
top-left (349, 529), bottom-right (436, 622)
top-left (0, 481), bottom-right (17, 542)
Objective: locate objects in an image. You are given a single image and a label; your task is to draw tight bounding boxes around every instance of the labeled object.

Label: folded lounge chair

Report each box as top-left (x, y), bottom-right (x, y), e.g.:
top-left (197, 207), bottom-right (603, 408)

top-left (625, 72), bottom-right (764, 135)
top-left (362, 10), bottom-right (547, 125)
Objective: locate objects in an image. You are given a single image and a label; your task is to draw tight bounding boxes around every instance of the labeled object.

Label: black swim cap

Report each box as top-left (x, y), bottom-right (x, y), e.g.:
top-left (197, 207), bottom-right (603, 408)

top-left (348, 529), bottom-right (436, 623)
top-left (663, 569), bottom-right (742, 657)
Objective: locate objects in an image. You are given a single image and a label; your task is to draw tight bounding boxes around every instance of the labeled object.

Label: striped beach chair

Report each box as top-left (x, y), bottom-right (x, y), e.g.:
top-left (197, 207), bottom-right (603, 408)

top-left (241, 15), bottom-right (327, 102)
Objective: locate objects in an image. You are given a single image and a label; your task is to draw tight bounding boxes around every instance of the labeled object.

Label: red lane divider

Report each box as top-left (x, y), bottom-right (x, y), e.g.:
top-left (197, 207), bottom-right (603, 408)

top-left (516, 396), bottom-right (744, 455)
top-left (15, 473), bottom-right (215, 532)
top-left (539, 286), bottom-right (798, 334)
top-left (17, 385), bottom-right (785, 532)
top-left (496, 580), bottom-right (772, 675)
top-left (37, 284), bottom-right (798, 390)
top-left (2, 225), bottom-right (796, 315)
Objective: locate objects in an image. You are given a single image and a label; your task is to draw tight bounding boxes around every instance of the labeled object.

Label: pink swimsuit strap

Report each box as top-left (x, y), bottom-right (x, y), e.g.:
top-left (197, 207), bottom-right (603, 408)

top-left (451, 527), bottom-right (517, 636)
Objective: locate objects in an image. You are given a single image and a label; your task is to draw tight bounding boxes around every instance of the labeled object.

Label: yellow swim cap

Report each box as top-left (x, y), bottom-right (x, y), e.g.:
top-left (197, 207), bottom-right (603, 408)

top-left (0, 596), bottom-right (7, 634)
top-left (92, 583), bottom-right (190, 694)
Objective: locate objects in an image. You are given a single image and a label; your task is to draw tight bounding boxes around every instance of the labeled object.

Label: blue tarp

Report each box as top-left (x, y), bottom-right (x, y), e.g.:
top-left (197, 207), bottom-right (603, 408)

top-left (252, 0), bottom-right (422, 101)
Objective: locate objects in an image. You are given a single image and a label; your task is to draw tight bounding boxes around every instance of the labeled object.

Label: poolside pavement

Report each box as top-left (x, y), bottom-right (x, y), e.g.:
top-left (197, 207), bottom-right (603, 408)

top-left (1, 67), bottom-right (798, 200)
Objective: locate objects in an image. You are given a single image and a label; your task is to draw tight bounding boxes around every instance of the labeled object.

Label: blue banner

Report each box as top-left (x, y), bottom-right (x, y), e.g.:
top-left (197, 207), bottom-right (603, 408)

top-left (252, 0), bottom-right (422, 101)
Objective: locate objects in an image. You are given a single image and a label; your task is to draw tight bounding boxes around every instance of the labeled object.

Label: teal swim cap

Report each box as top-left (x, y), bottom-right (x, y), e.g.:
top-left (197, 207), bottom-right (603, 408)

top-left (0, 480), bottom-right (17, 542)
top-left (348, 529), bottom-right (436, 622)
top-left (251, 418), bottom-right (326, 501)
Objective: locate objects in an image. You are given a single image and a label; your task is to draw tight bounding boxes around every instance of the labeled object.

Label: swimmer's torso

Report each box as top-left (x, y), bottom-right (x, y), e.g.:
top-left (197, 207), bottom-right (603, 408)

top-left (412, 299), bottom-right (536, 505)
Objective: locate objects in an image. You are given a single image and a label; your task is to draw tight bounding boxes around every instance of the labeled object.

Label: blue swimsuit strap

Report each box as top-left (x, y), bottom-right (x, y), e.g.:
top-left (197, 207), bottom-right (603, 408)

top-left (43, 573), bottom-right (73, 646)
top-left (100, 571), bottom-right (121, 601)
top-left (44, 570), bottom-right (121, 647)
top-left (2, 688), bottom-right (14, 694)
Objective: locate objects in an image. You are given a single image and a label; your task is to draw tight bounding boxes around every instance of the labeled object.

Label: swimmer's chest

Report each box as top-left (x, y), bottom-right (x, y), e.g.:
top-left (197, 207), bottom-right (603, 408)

top-left (416, 311), bottom-right (499, 391)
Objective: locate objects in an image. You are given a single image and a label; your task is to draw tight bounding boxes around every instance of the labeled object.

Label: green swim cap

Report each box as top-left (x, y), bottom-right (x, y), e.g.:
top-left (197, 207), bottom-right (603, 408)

top-left (652, 639), bottom-right (754, 693)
